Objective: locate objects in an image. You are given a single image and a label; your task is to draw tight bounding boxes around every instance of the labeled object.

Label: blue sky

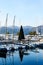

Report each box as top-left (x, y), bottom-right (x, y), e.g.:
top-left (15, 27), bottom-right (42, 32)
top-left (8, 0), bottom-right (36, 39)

top-left (0, 0), bottom-right (43, 27)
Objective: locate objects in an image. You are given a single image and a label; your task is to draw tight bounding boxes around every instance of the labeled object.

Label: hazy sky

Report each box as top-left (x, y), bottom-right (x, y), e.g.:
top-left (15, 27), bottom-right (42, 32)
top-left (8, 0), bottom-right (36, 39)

top-left (0, 0), bottom-right (43, 27)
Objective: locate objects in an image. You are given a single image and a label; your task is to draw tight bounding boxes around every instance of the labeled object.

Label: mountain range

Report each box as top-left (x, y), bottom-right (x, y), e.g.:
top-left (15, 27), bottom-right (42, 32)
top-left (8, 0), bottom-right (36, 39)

top-left (0, 25), bottom-right (43, 35)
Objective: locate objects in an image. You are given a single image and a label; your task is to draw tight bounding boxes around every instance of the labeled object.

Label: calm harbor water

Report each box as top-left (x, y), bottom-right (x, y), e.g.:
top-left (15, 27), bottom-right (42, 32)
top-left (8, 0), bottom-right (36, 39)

top-left (0, 43), bottom-right (43, 65)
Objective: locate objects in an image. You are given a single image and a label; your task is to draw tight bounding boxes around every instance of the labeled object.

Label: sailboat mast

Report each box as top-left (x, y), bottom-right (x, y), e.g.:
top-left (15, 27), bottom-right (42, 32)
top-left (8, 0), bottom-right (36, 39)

top-left (0, 22), bottom-right (1, 33)
top-left (13, 16), bottom-right (15, 41)
top-left (5, 14), bottom-right (8, 39)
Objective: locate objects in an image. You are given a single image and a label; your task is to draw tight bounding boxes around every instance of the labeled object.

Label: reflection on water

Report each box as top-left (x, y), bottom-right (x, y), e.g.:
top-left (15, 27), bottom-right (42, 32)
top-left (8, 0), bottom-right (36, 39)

top-left (19, 49), bottom-right (24, 62)
top-left (0, 44), bottom-right (43, 65)
top-left (0, 52), bottom-right (6, 58)
top-left (19, 49), bottom-right (30, 62)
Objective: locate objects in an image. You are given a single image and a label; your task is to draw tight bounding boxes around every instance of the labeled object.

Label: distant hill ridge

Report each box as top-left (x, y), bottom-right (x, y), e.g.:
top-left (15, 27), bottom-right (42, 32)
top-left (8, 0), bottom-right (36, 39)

top-left (0, 25), bottom-right (43, 35)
